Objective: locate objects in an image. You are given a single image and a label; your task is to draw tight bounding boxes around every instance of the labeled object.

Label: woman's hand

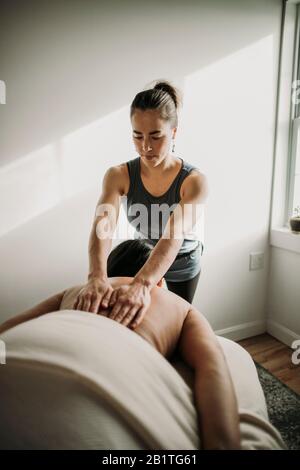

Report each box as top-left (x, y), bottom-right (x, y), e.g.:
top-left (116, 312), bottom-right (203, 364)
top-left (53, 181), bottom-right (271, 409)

top-left (107, 281), bottom-right (151, 329)
top-left (73, 278), bottom-right (113, 313)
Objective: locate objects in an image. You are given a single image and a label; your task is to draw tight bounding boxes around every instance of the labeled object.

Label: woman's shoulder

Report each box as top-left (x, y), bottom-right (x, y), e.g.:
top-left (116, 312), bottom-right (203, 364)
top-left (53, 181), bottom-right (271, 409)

top-left (104, 162), bottom-right (130, 196)
top-left (179, 160), bottom-right (207, 199)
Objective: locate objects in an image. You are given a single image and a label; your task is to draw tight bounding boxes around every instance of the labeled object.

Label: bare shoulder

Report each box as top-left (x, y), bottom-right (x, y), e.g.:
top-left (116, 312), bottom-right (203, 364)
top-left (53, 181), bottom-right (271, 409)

top-left (148, 285), bottom-right (192, 333)
top-left (180, 306), bottom-right (217, 347)
top-left (137, 285), bottom-right (191, 358)
top-left (180, 168), bottom-right (208, 200)
top-left (178, 306), bottom-right (219, 368)
top-left (103, 163), bottom-right (130, 196)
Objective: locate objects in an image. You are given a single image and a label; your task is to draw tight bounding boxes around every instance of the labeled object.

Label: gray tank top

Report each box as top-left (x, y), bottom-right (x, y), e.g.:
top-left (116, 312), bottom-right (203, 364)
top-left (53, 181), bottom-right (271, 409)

top-left (121, 156), bottom-right (202, 255)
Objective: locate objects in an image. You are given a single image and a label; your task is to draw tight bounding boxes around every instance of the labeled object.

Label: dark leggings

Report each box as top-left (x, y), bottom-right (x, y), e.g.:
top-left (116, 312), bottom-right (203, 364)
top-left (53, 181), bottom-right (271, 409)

top-left (165, 270), bottom-right (201, 304)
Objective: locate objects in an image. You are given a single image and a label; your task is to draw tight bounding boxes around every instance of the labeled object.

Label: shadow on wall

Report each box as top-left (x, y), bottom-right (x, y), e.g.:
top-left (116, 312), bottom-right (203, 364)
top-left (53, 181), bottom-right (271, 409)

top-left (0, 31), bottom-right (275, 237)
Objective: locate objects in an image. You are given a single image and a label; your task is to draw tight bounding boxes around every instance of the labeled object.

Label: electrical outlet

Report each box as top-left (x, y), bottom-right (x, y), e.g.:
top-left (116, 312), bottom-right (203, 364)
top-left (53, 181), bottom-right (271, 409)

top-left (249, 252), bottom-right (264, 271)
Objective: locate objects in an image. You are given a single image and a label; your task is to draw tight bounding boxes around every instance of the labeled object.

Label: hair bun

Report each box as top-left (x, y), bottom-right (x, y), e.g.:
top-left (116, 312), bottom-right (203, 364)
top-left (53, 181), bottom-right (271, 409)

top-left (131, 79), bottom-right (183, 126)
top-left (153, 80), bottom-right (182, 109)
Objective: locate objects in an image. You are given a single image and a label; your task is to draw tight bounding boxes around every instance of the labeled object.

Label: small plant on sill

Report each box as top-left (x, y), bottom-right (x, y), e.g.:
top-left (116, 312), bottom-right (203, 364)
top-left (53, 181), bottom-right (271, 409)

top-left (289, 205), bottom-right (300, 233)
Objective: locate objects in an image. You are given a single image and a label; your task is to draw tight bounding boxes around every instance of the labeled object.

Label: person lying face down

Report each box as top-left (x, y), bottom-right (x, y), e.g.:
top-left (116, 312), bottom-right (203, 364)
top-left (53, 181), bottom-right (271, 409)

top-left (0, 239), bottom-right (241, 450)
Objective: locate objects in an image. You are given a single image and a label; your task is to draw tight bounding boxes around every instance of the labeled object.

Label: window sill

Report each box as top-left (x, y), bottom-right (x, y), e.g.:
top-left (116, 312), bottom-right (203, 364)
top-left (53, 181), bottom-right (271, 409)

top-left (270, 227), bottom-right (300, 254)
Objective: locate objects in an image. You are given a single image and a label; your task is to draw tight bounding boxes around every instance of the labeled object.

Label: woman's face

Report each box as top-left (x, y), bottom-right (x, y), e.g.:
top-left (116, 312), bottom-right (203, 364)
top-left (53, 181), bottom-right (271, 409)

top-left (131, 109), bottom-right (176, 166)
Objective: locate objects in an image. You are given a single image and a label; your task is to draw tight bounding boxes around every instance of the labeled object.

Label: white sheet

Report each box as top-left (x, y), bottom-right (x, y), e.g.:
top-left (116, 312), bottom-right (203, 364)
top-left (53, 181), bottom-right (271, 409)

top-left (0, 310), bottom-right (286, 449)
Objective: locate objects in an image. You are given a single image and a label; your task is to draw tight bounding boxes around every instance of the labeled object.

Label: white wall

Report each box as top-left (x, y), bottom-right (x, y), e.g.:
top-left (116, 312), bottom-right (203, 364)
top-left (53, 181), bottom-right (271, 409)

top-left (267, 247), bottom-right (300, 345)
top-left (0, 0), bottom-right (284, 340)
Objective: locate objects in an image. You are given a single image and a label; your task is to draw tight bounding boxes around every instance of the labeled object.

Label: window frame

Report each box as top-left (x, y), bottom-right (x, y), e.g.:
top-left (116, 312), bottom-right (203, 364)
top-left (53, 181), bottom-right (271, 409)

top-left (286, 3), bottom-right (300, 225)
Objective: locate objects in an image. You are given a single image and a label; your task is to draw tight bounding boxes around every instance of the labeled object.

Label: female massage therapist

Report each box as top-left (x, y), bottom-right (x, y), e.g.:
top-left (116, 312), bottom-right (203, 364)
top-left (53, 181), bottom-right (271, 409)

top-left (73, 79), bottom-right (208, 328)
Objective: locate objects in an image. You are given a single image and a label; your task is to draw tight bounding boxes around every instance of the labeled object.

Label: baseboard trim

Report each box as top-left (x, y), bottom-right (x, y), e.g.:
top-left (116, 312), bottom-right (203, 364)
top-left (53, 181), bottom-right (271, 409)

top-left (266, 319), bottom-right (300, 348)
top-left (215, 320), bottom-right (266, 341)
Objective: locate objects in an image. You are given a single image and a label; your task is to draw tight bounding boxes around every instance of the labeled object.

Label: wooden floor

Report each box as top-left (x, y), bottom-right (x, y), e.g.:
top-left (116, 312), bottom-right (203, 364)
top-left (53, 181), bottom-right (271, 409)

top-left (238, 333), bottom-right (300, 395)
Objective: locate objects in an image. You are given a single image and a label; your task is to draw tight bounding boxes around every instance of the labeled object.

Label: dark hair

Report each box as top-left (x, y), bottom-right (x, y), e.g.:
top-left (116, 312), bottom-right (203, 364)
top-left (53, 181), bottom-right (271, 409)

top-left (107, 239), bottom-right (153, 278)
top-left (130, 79), bottom-right (183, 128)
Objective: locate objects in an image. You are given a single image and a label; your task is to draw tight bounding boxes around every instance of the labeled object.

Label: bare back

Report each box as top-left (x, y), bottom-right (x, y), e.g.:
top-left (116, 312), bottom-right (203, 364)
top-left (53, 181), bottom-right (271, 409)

top-left (60, 276), bottom-right (190, 359)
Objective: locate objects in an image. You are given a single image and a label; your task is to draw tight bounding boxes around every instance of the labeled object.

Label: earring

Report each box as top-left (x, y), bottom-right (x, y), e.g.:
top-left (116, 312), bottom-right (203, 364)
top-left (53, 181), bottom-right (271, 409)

top-left (172, 140), bottom-right (175, 153)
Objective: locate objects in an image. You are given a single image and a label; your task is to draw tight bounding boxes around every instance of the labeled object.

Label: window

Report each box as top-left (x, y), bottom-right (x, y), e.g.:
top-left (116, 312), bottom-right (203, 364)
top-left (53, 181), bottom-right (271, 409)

top-left (287, 3), bottom-right (300, 222)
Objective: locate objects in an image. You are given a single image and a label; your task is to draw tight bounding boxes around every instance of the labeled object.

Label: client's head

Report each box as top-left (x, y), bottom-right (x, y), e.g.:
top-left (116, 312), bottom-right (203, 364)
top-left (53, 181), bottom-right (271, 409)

top-left (107, 239), bottom-right (164, 287)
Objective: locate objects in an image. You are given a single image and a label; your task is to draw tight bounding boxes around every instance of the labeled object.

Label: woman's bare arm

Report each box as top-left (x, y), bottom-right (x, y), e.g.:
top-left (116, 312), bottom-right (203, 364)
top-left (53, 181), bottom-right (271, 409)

top-left (87, 166), bottom-right (124, 282)
top-left (0, 291), bottom-right (66, 335)
top-left (73, 165), bottom-right (125, 313)
top-left (178, 307), bottom-right (241, 450)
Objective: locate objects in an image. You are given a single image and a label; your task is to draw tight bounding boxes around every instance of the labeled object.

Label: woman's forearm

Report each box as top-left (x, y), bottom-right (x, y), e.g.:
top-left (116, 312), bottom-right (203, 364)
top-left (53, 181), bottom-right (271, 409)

top-left (88, 220), bottom-right (112, 281)
top-left (87, 166), bottom-right (122, 282)
top-left (134, 237), bottom-right (183, 289)
top-left (133, 195), bottom-right (195, 289)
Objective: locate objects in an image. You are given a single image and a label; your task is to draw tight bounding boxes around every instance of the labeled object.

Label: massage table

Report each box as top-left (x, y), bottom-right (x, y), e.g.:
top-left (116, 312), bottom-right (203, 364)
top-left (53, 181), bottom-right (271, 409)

top-left (0, 310), bottom-right (286, 449)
